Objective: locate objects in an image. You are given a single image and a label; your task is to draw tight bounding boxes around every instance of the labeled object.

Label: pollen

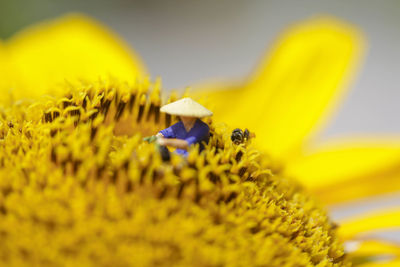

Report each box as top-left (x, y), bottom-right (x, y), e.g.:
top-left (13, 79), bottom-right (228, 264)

top-left (0, 79), bottom-right (350, 266)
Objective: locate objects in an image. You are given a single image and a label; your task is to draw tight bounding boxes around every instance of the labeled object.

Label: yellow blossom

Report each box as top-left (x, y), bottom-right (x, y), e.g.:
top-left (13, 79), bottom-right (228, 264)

top-left (1, 13), bottom-right (400, 267)
top-left (0, 80), bottom-right (348, 266)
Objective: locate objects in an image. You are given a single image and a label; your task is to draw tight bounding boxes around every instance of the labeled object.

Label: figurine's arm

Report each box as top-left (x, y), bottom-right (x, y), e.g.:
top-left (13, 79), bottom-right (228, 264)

top-left (158, 124), bottom-right (176, 138)
top-left (157, 138), bottom-right (189, 150)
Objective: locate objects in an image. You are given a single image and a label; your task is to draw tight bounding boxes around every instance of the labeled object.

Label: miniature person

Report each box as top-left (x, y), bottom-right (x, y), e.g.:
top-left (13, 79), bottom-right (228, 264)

top-left (156, 97), bottom-right (213, 157)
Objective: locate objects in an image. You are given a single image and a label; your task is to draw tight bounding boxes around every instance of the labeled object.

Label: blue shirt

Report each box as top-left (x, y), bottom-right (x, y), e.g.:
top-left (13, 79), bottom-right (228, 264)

top-left (159, 119), bottom-right (210, 156)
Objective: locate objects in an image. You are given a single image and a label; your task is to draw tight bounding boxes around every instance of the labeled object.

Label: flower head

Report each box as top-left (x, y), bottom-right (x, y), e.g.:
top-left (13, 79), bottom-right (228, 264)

top-left (0, 80), bottom-right (349, 266)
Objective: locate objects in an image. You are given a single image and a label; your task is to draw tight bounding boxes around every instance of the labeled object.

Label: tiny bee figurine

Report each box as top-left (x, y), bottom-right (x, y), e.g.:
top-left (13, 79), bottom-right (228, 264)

top-left (231, 128), bottom-right (255, 145)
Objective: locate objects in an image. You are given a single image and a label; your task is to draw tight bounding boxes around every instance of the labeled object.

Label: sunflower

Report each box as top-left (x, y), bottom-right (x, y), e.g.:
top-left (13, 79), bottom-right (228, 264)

top-left (0, 14), bottom-right (399, 267)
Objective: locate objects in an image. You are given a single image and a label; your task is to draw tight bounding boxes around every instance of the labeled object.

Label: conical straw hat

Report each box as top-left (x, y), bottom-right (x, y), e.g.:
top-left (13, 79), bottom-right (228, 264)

top-left (160, 97), bottom-right (213, 118)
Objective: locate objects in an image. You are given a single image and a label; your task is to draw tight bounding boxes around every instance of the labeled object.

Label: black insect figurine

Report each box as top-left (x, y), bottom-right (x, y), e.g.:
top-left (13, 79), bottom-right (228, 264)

top-left (231, 128), bottom-right (253, 145)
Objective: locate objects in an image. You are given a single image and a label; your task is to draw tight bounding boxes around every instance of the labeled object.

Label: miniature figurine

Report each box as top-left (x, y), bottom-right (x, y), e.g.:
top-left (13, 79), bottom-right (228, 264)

top-left (155, 97), bottom-right (213, 157)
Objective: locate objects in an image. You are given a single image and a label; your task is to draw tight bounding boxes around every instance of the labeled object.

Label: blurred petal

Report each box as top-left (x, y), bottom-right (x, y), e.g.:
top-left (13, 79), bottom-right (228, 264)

top-left (349, 239), bottom-right (400, 257)
top-left (338, 209), bottom-right (400, 241)
top-left (347, 240), bottom-right (400, 267)
top-left (199, 16), bottom-right (364, 161)
top-left (1, 13), bottom-right (146, 99)
top-left (357, 260), bottom-right (400, 267)
top-left (0, 40), bottom-right (7, 94)
top-left (284, 137), bottom-right (400, 204)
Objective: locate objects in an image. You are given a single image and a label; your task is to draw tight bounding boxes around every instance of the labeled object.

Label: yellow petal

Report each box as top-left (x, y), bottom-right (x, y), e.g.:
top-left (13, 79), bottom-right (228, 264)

top-left (199, 16), bottom-right (364, 162)
top-left (356, 259), bottom-right (400, 267)
top-left (284, 137), bottom-right (400, 204)
top-left (0, 40), bottom-right (8, 95)
top-left (1, 13), bottom-right (146, 100)
top-left (347, 240), bottom-right (400, 267)
top-left (338, 208), bottom-right (400, 241)
top-left (348, 240), bottom-right (400, 258)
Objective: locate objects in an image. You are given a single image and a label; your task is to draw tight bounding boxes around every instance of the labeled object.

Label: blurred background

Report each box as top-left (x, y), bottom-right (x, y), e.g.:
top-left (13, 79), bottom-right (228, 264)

top-left (1, 0), bottom-right (400, 236)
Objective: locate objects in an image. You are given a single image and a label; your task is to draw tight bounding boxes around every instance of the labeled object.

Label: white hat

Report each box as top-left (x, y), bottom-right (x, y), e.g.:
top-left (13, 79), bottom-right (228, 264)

top-left (160, 97), bottom-right (213, 118)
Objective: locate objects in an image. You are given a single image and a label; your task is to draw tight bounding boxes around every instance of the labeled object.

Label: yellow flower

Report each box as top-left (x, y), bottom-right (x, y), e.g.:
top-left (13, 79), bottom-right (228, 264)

top-left (0, 79), bottom-right (350, 266)
top-left (0, 13), bottom-right (399, 267)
